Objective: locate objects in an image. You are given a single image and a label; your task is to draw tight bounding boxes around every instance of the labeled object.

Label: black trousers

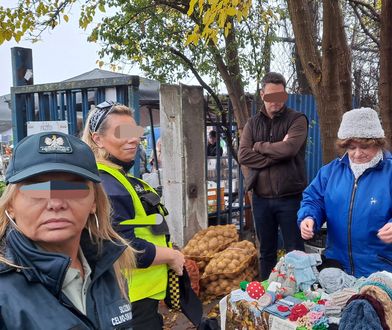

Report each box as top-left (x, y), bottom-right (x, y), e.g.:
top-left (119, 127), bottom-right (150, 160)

top-left (252, 194), bottom-right (305, 280)
top-left (131, 298), bottom-right (163, 330)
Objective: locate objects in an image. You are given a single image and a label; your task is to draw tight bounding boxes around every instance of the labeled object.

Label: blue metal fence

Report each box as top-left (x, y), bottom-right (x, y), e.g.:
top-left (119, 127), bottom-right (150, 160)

top-left (10, 76), bottom-right (141, 143)
top-left (287, 94), bottom-right (322, 183)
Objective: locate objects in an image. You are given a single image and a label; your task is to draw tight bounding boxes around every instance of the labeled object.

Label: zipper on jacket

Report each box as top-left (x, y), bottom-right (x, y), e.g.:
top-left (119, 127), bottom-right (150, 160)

top-left (60, 293), bottom-right (96, 329)
top-left (347, 179), bottom-right (358, 275)
top-left (268, 119), bottom-right (278, 196)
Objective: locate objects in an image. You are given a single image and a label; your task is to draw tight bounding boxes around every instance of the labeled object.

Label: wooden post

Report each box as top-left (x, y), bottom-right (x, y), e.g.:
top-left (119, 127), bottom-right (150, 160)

top-left (160, 84), bottom-right (207, 247)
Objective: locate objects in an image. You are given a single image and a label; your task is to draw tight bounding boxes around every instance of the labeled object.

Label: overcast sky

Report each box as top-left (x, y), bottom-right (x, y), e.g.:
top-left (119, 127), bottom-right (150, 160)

top-left (0, 7), bottom-right (143, 96)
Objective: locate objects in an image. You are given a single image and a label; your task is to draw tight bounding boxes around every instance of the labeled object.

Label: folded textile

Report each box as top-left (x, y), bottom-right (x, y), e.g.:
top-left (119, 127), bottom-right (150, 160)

top-left (263, 302), bottom-right (291, 319)
top-left (330, 288), bottom-right (357, 308)
top-left (324, 304), bottom-right (341, 317)
top-left (318, 267), bottom-right (356, 293)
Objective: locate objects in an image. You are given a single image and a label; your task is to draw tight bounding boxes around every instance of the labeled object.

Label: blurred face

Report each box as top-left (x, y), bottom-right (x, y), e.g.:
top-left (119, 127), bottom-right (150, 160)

top-left (347, 141), bottom-right (380, 164)
top-left (260, 83), bottom-right (286, 118)
top-left (208, 135), bottom-right (217, 145)
top-left (8, 173), bottom-right (96, 250)
top-left (93, 114), bottom-right (141, 162)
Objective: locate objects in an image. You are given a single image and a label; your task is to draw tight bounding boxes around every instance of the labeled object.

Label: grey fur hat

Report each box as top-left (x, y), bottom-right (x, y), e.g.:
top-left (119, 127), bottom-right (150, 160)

top-left (337, 107), bottom-right (385, 139)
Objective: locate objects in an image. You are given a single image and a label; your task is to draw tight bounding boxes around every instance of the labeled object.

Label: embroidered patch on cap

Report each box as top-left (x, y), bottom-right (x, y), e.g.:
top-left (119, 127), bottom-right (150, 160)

top-left (39, 134), bottom-right (73, 153)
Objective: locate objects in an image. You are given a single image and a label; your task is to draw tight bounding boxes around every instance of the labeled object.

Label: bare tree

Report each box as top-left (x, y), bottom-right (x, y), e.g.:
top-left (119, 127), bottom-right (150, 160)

top-left (287, 0), bottom-right (352, 163)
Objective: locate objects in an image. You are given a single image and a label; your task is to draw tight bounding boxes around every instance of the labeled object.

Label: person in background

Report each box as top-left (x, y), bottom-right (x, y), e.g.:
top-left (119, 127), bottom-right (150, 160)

top-left (0, 131), bottom-right (135, 329)
top-left (82, 101), bottom-right (184, 330)
top-left (138, 142), bottom-right (149, 177)
top-left (238, 72), bottom-right (307, 281)
top-left (149, 137), bottom-right (162, 171)
top-left (298, 107), bottom-right (392, 278)
top-left (207, 130), bottom-right (223, 157)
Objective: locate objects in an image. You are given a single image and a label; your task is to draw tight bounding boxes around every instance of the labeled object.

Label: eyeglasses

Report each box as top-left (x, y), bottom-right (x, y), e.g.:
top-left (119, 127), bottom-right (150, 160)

top-left (89, 100), bottom-right (119, 132)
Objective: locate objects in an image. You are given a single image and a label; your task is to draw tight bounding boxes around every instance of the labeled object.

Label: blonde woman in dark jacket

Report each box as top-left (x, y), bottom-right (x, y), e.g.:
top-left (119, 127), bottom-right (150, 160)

top-left (0, 132), bottom-right (136, 330)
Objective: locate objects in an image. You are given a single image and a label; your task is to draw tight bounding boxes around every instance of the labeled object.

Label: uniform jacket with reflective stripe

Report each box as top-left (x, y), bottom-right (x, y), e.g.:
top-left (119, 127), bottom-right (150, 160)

top-left (97, 164), bottom-right (168, 302)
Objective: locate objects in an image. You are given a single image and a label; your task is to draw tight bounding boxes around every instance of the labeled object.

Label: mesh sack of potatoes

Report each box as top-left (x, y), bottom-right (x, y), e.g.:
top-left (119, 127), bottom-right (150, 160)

top-left (202, 240), bottom-right (257, 278)
top-left (200, 240), bottom-right (258, 299)
top-left (182, 224), bottom-right (239, 265)
top-left (200, 265), bottom-right (258, 300)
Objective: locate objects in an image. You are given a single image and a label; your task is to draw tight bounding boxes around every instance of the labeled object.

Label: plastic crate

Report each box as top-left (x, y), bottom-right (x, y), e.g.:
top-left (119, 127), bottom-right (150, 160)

top-left (207, 187), bottom-right (225, 213)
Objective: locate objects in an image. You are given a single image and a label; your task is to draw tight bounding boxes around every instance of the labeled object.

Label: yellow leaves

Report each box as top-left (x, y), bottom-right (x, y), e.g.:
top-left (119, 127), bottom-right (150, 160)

top-left (186, 0), bottom-right (251, 45)
top-left (187, 0), bottom-right (197, 16)
top-left (63, 14), bottom-right (69, 22)
top-left (98, 3), bottom-right (105, 13)
top-left (14, 31), bottom-right (23, 42)
top-left (224, 22), bottom-right (231, 37)
top-left (4, 30), bottom-right (12, 41)
top-left (96, 60), bottom-right (104, 68)
top-left (36, 2), bottom-right (49, 16)
top-left (226, 8), bottom-right (236, 16)
top-left (186, 31), bottom-right (200, 46)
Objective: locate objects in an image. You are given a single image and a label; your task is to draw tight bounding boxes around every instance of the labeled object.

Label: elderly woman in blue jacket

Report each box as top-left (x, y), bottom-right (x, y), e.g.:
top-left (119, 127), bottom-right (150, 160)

top-left (298, 108), bottom-right (392, 278)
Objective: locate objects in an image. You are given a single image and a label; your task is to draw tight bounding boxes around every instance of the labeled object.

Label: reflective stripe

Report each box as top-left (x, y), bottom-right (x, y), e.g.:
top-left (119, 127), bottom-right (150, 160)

top-left (121, 213), bottom-right (163, 226)
top-left (98, 163), bottom-right (168, 302)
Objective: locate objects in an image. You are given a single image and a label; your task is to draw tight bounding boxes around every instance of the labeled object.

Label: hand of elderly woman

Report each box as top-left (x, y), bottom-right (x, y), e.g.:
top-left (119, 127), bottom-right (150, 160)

top-left (300, 217), bottom-right (315, 240)
top-left (377, 223), bottom-right (392, 243)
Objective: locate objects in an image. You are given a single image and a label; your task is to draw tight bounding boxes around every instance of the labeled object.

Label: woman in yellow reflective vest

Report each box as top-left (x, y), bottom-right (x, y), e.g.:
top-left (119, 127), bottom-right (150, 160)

top-left (82, 101), bottom-right (185, 330)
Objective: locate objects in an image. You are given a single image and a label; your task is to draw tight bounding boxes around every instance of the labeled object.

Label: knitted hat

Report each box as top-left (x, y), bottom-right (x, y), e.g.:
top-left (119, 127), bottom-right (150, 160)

top-left (360, 285), bottom-right (392, 329)
top-left (318, 267), bottom-right (357, 294)
top-left (330, 288), bottom-right (357, 308)
top-left (339, 299), bottom-right (383, 330)
top-left (346, 294), bottom-right (389, 330)
top-left (360, 271), bottom-right (392, 300)
top-left (337, 107), bottom-right (385, 139)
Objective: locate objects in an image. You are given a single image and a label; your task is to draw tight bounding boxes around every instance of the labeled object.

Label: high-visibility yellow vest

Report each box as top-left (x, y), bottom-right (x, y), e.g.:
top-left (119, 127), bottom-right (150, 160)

top-left (97, 163), bottom-right (168, 302)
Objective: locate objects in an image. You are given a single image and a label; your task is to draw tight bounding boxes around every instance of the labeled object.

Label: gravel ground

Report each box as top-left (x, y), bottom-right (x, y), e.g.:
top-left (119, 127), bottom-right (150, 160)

top-left (161, 300), bottom-right (220, 329)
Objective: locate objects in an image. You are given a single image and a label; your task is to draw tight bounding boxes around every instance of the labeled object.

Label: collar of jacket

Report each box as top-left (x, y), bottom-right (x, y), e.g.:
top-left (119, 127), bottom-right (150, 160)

top-left (0, 227), bottom-right (126, 297)
top-left (339, 150), bottom-right (391, 170)
top-left (108, 154), bottom-right (135, 173)
top-left (260, 104), bottom-right (288, 119)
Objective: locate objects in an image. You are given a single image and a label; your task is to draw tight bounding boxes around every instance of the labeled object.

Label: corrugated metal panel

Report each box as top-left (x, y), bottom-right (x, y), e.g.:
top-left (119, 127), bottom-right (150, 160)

top-left (287, 94), bottom-right (322, 182)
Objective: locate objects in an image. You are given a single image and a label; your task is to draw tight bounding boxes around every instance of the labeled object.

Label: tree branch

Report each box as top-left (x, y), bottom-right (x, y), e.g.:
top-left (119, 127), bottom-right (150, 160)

top-left (276, 36), bottom-right (378, 53)
top-left (347, 0), bottom-right (380, 21)
top-left (349, 3), bottom-right (380, 47)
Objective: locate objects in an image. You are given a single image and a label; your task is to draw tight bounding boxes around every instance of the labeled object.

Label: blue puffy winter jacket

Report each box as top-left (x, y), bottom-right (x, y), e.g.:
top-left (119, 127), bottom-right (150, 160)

top-left (297, 152), bottom-right (392, 278)
top-left (0, 228), bottom-right (132, 330)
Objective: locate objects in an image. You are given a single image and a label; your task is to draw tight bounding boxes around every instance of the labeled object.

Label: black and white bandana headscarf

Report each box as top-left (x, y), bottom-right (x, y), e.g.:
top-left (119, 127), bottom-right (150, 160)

top-left (89, 101), bottom-right (117, 132)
